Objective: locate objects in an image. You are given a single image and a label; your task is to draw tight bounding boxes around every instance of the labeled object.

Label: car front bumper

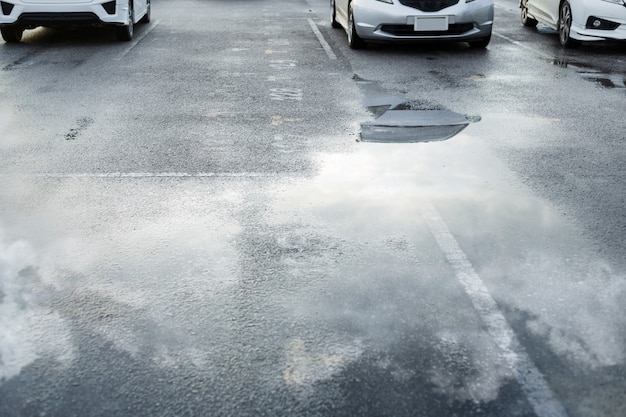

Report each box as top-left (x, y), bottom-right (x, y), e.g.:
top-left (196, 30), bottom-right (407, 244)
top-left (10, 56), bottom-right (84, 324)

top-left (352, 0), bottom-right (494, 41)
top-left (572, 1), bottom-right (626, 41)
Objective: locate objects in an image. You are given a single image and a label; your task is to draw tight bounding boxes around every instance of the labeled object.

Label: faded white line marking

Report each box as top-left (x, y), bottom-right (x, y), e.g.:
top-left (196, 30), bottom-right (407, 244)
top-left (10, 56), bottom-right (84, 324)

top-left (307, 18), bottom-right (337, 60)
top-left (269, 59), bottom-right (298, 69)
top-left (421, 199), bottom-right (569, 417)
top-left (493, 31), bottom-right (552, 60)
top-left (114, 20), bottom-right (160, 61)
top-left (270, 88), bottom-right (303, 101)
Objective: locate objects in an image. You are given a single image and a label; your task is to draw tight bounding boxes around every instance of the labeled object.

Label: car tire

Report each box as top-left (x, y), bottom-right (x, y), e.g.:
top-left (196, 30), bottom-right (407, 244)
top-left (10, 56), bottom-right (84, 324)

top-left (521, 0), bottom-right (538, 27)
top-left (1, 25), bottom-right (24, 43)
top-left (347, 2), bottom-right (365, 49)
top-left (330, 0), bottom-right (340, 29)
top-left (559, 1), bottom-right (580, 48)
top-left (116, 0), bottom-right (134, 42)
top-left (469, 34), bottom-right (491, 48)
top-left (139, 0), bottom-right (151, 24)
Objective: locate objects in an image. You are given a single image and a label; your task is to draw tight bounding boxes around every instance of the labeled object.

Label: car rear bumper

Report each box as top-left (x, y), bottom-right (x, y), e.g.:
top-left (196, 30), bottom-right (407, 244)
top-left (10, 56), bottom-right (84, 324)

top-left (0, 1), bottom-right (128, 27)
top-left (353, 0), bottom-right (493, 41)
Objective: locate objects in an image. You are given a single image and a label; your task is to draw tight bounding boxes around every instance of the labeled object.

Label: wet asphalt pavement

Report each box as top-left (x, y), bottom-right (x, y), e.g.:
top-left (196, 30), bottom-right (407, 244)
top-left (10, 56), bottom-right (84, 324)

top-left (1, 0), bottom-right (625, 416)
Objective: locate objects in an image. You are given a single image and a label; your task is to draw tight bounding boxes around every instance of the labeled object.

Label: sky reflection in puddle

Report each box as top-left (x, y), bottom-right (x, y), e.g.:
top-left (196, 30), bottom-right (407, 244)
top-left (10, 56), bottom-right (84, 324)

top-left (355, 76), bottom-right (478, 143)
top-left (0, 117), bottom-right (624, 407)
top-left (360, 110), bottom-right (470, 143)
top-left (271, 119), bottom-right (626, 377)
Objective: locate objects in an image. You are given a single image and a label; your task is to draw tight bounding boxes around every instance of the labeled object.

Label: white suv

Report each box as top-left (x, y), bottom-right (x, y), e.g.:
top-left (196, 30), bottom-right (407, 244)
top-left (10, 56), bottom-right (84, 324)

top-left (521, 0), bottom-right (626, 47)
top-left (0, 0), bottom-right (151, 43)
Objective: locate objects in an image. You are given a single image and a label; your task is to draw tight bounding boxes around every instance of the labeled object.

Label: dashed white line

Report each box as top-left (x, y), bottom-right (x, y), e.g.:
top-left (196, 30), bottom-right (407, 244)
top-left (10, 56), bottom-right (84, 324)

top-left (114, 20), bottom-right (160, 61)
top-left (307, 18), bottom-right (337, 60)
top-left (421, 199), bottom-right (569, 417)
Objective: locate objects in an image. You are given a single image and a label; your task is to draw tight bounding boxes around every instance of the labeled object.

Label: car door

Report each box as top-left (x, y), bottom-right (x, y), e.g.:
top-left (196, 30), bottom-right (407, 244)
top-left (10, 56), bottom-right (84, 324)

top-left (528, 0), bottom-right (560, 27)
top-left (335, 0), bottom-right (350, 28)
top-left (132, 0), bottom-right (147, 22)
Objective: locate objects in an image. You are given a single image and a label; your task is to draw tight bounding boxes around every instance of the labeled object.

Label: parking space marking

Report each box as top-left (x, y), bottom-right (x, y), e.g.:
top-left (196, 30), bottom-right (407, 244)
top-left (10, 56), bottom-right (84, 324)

top-left (268, 39), bottom-right (291, 46)
top-left (267, 75), bottom-right (294, 81)
top-left (421, 199), bottom-right (569, 417)
top-left (271, 115), bottom-right (302, 125)
top-left (270, 88), bottom-right (303, 101)
top-left (265, 49), bottom-right (288, 55)
top-left (269, 59), bottom-right (298, 69)
top-left (307, 18), bottom-right (337, 60)
top-left (492, 31), bottom-right (552, 60)
top-left (114, 20), bottom-right (160, 61)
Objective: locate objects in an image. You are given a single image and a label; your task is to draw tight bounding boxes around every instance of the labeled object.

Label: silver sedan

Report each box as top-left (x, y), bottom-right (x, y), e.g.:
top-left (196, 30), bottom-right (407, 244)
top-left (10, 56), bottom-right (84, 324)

top-left (331, 0), bottom-right (494, 48)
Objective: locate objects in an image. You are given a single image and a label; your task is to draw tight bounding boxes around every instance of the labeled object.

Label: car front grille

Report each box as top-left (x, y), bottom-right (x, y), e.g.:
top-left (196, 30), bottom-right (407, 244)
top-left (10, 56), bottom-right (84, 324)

top-left (398, 0), bottom-right (461, 12)
top-left (380, 23), bottom-right (474, 36)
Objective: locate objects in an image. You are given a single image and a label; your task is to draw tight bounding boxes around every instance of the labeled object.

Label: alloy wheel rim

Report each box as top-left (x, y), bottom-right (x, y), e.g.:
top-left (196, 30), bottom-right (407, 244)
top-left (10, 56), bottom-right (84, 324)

top-left (560, 4), bottom-right (571, 43)
top-left (348, 10), bottom-right (354, 43)
top-left (128, 2), bottom-right (134, 36)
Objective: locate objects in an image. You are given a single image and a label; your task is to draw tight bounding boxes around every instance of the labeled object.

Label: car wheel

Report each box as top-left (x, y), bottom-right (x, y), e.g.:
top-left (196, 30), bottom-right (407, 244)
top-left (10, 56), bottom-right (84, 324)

top-left (347, 2), bottom-right (365, 49)
top-left (1, 25), bottom-right (24, 43)
top-left (139, 0), bottom-right (151, 24)
top-left (469, 34), bottom-right (491, 48)
top-left (330, 0), bottom-right (340, 28)
top-left (521, 0), bottom-right (538, 27)
top-left (559, 1), bottom-right (580, 48)
top-left (116, 0), bottom-right (134, 42)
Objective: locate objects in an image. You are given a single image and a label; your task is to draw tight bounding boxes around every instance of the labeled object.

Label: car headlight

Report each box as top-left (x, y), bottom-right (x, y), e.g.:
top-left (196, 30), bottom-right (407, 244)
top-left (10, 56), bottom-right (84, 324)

top-left (376, 0), bottom-right (394, 3)
top-left (601, 0), bottom-right (625, 4)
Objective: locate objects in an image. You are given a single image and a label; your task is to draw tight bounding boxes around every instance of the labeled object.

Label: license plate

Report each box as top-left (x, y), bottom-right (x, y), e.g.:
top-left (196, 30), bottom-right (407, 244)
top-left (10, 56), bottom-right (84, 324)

top-left (414, 16), bottom-right (449, 31)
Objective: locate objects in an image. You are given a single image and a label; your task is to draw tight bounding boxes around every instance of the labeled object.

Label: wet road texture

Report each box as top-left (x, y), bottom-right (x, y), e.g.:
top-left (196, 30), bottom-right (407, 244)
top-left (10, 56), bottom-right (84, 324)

top-left (1, 0), bottom-right (625, 416)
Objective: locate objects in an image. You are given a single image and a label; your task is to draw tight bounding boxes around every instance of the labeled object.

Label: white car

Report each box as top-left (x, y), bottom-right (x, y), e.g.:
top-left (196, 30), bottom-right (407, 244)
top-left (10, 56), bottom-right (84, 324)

top-left (330, 0), bottom-right (494, 49)
top-left (0, 0), bottom-right (151, 43)
top-left (520, 0), bottom-right (626, 47)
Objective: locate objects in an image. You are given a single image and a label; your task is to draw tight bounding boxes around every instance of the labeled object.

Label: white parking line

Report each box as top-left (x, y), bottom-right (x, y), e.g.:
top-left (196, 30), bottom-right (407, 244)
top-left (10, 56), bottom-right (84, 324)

top-left (421, 199), bottom-right (569, 417)
top-left (114, 20), bottom-right (160, 61)
top-left (493, 31), bottom-right (553, 60)
top-left (307, 18), bottom-right (337, 60)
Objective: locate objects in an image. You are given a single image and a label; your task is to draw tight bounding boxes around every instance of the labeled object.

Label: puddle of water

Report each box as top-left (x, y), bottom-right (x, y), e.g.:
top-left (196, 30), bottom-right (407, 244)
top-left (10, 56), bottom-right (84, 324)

top-left (355, 76), bottom-right (476, 143)
top-left (354, 75), bottom-right (410, 117)
top-left (3, 107), bottom-right (624, 412)
top-left (360, 110), bottom-right (469, 143)
top-left (270, 112), bottom-right (626, 383)
top-left (269, 114), bottom-right (626, 389)
top-left (551, 59), bottom-right (626, 89)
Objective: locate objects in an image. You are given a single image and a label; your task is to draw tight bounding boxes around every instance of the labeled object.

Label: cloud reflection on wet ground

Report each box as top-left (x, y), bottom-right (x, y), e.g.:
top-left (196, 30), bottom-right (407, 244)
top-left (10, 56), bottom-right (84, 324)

top-left (0, 116), bottom-right (624, 415)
